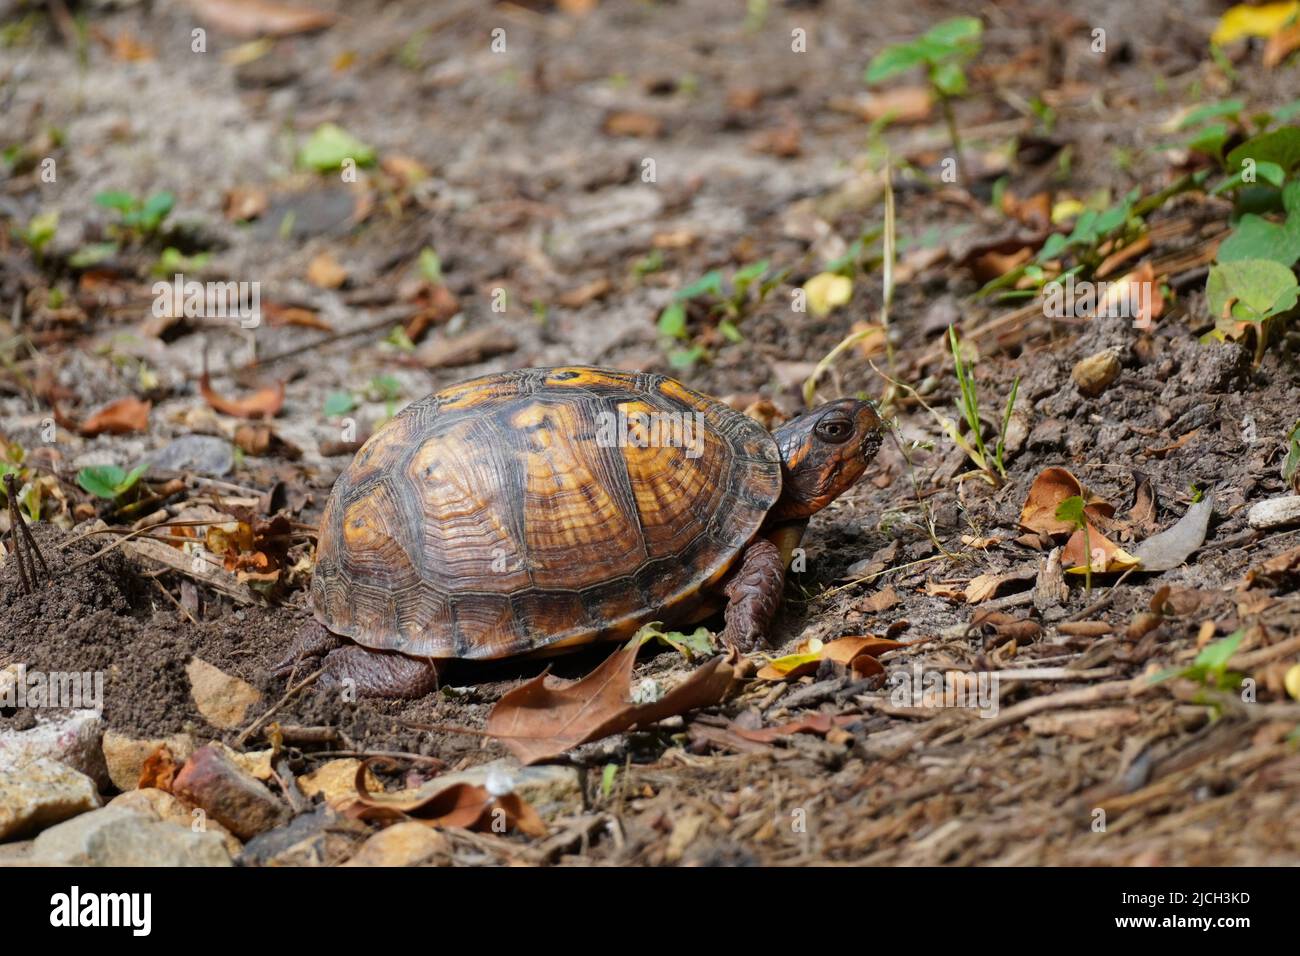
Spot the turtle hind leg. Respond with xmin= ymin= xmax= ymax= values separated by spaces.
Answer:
xmin=718 ymin=537 xmax=786 ymax=652
xmin=271 ymin=620 xmax=345 ymax=677
xmin=318 ymin=645 xmax=443 ymax=699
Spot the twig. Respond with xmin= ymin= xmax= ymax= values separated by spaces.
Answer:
xmin=236 ymin=667 xmax=324 ymax=747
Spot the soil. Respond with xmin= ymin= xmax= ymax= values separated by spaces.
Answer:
xmin=2 ymin=0 xmax=1300 ymax=865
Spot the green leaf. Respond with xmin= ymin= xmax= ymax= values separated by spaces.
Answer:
xmin=930 ymin=60 xmax=967 ymax=97
xmin=68 ymin=242 xmax=119 ymax=269
xmin=657 ymin=302 xmax=687 ymax=339
xmin=1054 ymin=495 xmax=1086 ymax=529
xmin=298 ymin=123 xmax=377 ymax=172
xmin=418 ymin=247 xmax=442 ymax=283
xmin=94 ymin=190 xmax=137 ymax=212
xmin=1226 ymin=127 xmax=1300 ymax=175
xmin=1283 ymin=420 xmax=1300 ymax=488
xmin=865 ymin=43 xmax=930 ymax=83
xmin=118 ymin=464 xmax=147 ymax=493
xmin=718 ymin=318 xmax=743 ymax=342
xmin=23 ymin=210 xmax=58 ymax=251
xmin=1216 ymin=214 xmax=1300 ymax=266
xmin=77 ymin=465 xmax=127 ymax=499
xmin=1177 ymin=99 xmax=1244 ymax=130
xmin=139 ymin=192 xmax=174 ymax=229
xmin=324 ymin=391 xmax=355 ymax=417
xmin=1206 ymin=259 xmax=1300 ymax=323
xmin=668 ymin=345 xmax=706 ymax=368
xmin=674 ymin=270 xmax=725 ymax=302
xmin=923 ymin=16 xmax=982 ymax=48
xmin=600 ymin=764 xmax=618 ymax=798
xmin=1194 ymin=629 xmax=1244 ymax=672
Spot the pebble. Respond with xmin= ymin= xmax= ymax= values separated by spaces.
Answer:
xmin=171 ymin=744 xmax=289 ymax=841
xmin=0 ymin=757 xmax=101 ymax=840
xmin=102 ymin=730 xmax=197 ymax=792
xmin=342 ymin=822 xmax=451 ymax=867
xmin=1247 ymin=495 xmax=1300 ymax=530
xmin=29 ymin=805 xmax=232 ymax=867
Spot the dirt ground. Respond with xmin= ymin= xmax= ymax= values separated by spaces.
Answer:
xmin=2 ymin=0 xmax=1300 ymax=865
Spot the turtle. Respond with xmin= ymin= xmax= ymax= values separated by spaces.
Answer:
xmin=275 ymin=366 xmax=883 ymax=698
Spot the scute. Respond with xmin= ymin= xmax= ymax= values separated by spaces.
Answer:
xmin=311 ymin=367 xmax=782 ymax=659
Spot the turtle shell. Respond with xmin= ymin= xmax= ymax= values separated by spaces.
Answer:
xmin=311 ymin=366 xmax=782 ymax=660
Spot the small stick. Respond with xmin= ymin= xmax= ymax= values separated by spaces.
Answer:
xmin=235 ymin=667 xmax=323 ymax=747
xmin=4 ymin=474 xmax=48 ymax=592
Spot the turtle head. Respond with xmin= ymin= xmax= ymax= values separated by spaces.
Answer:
xmin=768 ymin=398 xmax=883 ymax=522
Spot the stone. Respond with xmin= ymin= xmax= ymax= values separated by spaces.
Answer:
xmin=29 ymin=805 xmax=232 ymax=866
xmin=342 ymin=822 xmax=451 ymax=867
xmin=298 ymin=759 xmax=381 ymax=807
xmin=102 ymin=730 xmax=197 ymax=792
xmin=1071 ymin=349 xmax=1121 ymax=397
xmin=109 ymin=788 xmax=242 ymax=856
xmin=0 ymin=708 xmax=108 ymax=787
xmin=1247 ymin=495 xmax=1300 ymax=530
xmin=0 ymin=757 xmax=101 ymax=840
xmin=186 ymin=657 xmax=262 ymax=730
xmin=171 ymin=744 xmax=289 ymax=840
xmin=146 ymin=434 xmax=234 ymax=478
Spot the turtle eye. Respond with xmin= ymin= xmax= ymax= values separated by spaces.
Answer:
xmin=815 ymin=416 xmax=854 ymax=443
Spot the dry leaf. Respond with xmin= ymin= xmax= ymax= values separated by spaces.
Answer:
xmin=199 ymin=373 xmax=284 ymax=419
xmin=186 ymin=0 xmax=337 ymax=38
xmin=602 ymin=110 xmax=663 ymax=138
xmin=264 ymin=302 xmax=332 ymax=331
xmin=79 ymin=397 xmax=151 ymax=437
xmin=486 ymin=641 xmax=742 ymax=764
xmin=1062 ymin=524 xmax=1141 ymax=574
xmin=306 ymin=251 xmax=347 ymax=289
xmin=1019 ymin=467 xmax=1113 ymax=535
xmin=349 ymin=770 xmax=547 ymax=837
xmin=727 ymin=713 xmax=859 ymax=743
xmin=224 ymin=185 xmax=268 ymax=221
xmin=856 ymin=86 xmax=933 ymax=123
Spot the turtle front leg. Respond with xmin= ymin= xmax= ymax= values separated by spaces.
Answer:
xmin=317 ymin=646 xmax=443 ymax=699
xmin=271 ymin=620 xmax=345 ymax=677
xmin=719 ymin=537 xmax=786 ymax=652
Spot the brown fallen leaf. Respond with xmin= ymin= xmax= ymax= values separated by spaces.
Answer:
xmin=1000 ymin=190 xmax=1051 ymax=231
xmin=79 ymin=397 xmax=152 ymax=437
xmin=224 ymin=185 xmax=268 ymax=221
xmin=727 ymin=713 xmax=859 ymax=743
xmin=306 ymin=251 xmax=347 ymax=289
xmin=263 ymin=302 xmax=332 ymax=332
xmin=755 ymin=635 xmax=901 ymax=681
xmin=1264 ymin=23 xmax=1300 ymax=68
xmin=854 ymin=86 xmax=933 ymax=124
xmin=601 ymin=110 xmax=663 ymax=138
xmin=1019 ymin=467 xmax=1113 ymax=535
xmin=557 ymin=278 xmax=612 ymax=308
xmin=1061 ymin=523 xmax=1140 ymax=573
xmin=233 ymin=424 xmax=302 ymax=459
xmin=415 ymin=326 xmax=516 ymax=370
xmin=485 ymin=641 xmax=742 ymax=764
xmin=349 ymin=770 xmax=547 ymax=837
xmin=858 ymin=585 xmax=899 ymax=613
xmin=199 ymin=373 xmax=284 ymax=419
xmin=186 ymin=0 xmax=338 ymax=38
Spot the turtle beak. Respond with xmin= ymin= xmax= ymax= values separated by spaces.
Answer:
xmin=854 ymin=400 xmax=884 ymax=460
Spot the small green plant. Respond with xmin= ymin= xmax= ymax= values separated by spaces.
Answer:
xmin=77 ymin=463 xmax=147 ymax=500
xmin=948 ymin=326 xmax=1019 ymax=483
xmin=657 ymin=260 xmax=785 ymax=367
xmin=600 ymin=763 xmax=619 ymax=799
xmin=865 ymin=17 xmax=983 ymax=181
xmin=1203 ymin=257 xmax=1299 ymax=362
xmin=297 ymin=123 xmax=376 ymax=172
xmin=368 ymin=374 xmax=403 ymax=420
xmin=323 ymin=391 xmax=356 ymax=417
xmin=1055 ymin=494 xmax=1093 ymax=597
xmin=16 ymin=210 xmax=58 ymax=258
xmin=1283 ymin=421 xmax=1300 ymax=493
xmin=150 ymin=247 xmax=211 ymax=277
xmin=634 ymin=621 xmax=715 ymax=660
xmin=1152 ymin=629 xmax=1245 ymax=699
xmin=94 ymin=190 xmax=174 ymax=239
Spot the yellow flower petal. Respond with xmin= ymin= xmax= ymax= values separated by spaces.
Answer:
xmin=1211 ymin=1 xmax=1299 ymax=45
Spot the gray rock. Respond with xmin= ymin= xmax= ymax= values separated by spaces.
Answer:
xmin=30 ymin=805 xmax=233 ymax=867
xmin=146 ymin=434 xmax=234 ymax=478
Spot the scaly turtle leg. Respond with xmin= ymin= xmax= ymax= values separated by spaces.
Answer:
xmin=718 ymin=537 xmax=787 ymax=651
xmin=317 ymin=645 xmax=443 ymax=699
xmin=273 ymin=622 xmax=442 ymax=698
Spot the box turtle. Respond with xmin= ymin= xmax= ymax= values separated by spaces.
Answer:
xmin=276 ymin=366 xmax=883 ymax=697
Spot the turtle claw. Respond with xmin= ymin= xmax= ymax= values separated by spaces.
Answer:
xmin=316 ymin=645 xmax=443 ymax=700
